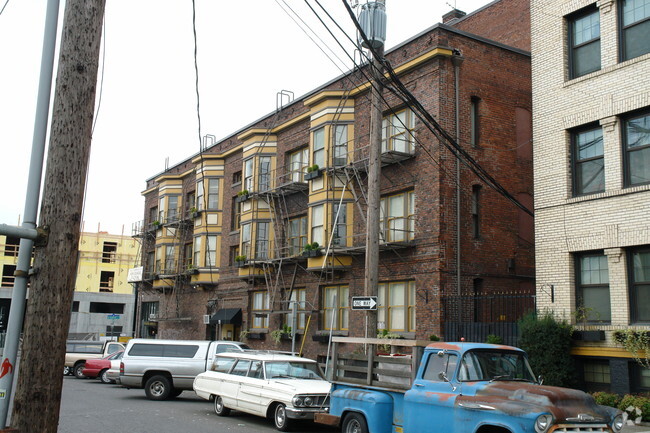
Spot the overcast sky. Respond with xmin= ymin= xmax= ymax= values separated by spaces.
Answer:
xmin=0 ymin=0 xmax=492 ymax=235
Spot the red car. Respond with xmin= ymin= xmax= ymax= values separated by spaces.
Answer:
xmin=81 ymin=350 xmax=124 ymax=383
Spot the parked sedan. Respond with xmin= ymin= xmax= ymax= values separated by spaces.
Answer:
xmin=193 ymin=352 xmax=331 ymax=431
xmin=82 ymin=351 xmax=124 ymax=384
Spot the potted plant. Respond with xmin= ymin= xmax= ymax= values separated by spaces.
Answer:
xmin=185 ymin=264 xmax=198 ymax=275
xmin=150 ymin=220 xmax=161 ymax=230
xmin=304 ymin=164 xmax=322 ymax=180
xmin=236 ymin=190 xmax=249 ymax=202
xmin=189 ymin=206 xmax=200 ymax=218
xmin=307 ymin=242 xmax=322 ymax=257
xmin=301 ymin=243 xmax=313 ymax=258
xmin=235 ymin=255 xmax=246 ymax=267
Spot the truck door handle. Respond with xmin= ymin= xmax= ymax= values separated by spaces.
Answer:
xmin=414 ymin=383 xmax=424 ymax=387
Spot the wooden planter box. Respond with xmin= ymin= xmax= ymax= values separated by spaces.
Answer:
xmin=573 ymin=330 xmax=606 ymax=341
xmin=302 ymin=250 xmax=323 ymax=258
xmin=235 ymin=261 xmax=247 ymax=268
xmin=247 ymin=332 xmax=265 ymax=340
xmin=235 ymin=194 xmax=249 ymax=203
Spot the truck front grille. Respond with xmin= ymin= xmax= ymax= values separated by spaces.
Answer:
xmin=552 ymin=424 xmax=611 ymax=432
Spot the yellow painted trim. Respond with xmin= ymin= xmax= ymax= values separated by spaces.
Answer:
xmin=237 ymin=128 xmax=273 ymax=142
xmin=570 ymin=346 xmax=640 ymax=358
xmin=304 ymin=91 xmax=350 ymax=107
xmin=272 ymin=112 xmax=311 ymax=133
xmin=141 ymin=186 xmax=158 ymax=196
xmin=154 ymin=168 xmax=194 ymax=183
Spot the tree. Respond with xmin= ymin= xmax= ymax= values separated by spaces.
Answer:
xmin=11 ymin=0 xmax=105 ymax=431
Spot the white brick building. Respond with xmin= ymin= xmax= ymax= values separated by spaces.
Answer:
xmin=532 ymin=0 xmax=650 ymax=393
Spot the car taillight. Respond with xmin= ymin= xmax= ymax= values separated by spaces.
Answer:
xmin=120 ymin=362 xmax=124 ymax=374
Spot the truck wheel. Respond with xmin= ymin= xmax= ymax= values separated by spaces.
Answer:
xmin=73 ymin=363 xmax=86 ymax=379
xmin=63 ymin=366 xmax=71 ymax=376
xmin=274 ymin=403 xmax=291 ymax=431
xmin=214 ymin=396 xmax=230 ymax=416
xmin=342 ymin=412 xmax=368 ymax=433
xmin=144 ymin=375 xmax=171 ymax=400
xmin=169 ymin=388 xmax=183 ymax=398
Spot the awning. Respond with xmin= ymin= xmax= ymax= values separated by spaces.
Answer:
xmin=210 ymin=308 xmax=242 ymax=325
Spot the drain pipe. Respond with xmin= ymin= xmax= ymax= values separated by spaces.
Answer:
xmin=452 ymin=52 xmax=464 ymax=303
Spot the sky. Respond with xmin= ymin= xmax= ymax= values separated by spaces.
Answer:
xmin=0 ymin=0 xmax=492 ymax=236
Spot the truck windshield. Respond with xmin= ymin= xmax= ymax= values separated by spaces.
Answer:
xmin=265 ymin=362 xmax=325 ymax=380
xmin=458 ymin=349 xmax=536 ymax=382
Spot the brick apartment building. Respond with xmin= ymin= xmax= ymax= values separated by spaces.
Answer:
xmin=132 ymin=0 xmax=534 ymax=360
xmin=532 ymin=0 xmax=650 ymax=393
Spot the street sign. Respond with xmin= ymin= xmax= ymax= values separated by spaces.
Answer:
xmin=107 ymin=314 xmax=120 ymax=320
xmin=351 ymin=296 xmax=378 ymax=310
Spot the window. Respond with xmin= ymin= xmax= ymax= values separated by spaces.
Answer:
xmin=185 ymin=191 xmax=196 ymax=213
xmin=72 ymin=301 xmax=79 ymax=312
xmin=423 ymin=352 xmax=458 ymax=382
xmin=470 ymin=97 xmax=481 ymax=147
xmin=167 ymin=195 xmax=179 ymax=222
xmin=311 ymin=205 xmax=324 ymax=246
xmin=241 ymin=223 xmax=252 ymax=259
xmin=244 ymin=158 xmax=254 ymax=191
xmin=149 ymin=206 xmax=159 ymax=225
xmin=333 ymin=124 xmax=348 ymax=166
xmin=2 ymin=265 xmax=16 ymax=287
xmin=233 ymin=171 xmax=242 ymax=185
xmin=231 ymin=359 xmax=252 ymax=376
xmin=184 ymin=243 xmax=192 ymax=269
xmin=255 ymin=222 xmax=269 ymax=260
xmin=632 ymin=363 xmax=650 ymax=392
xmin=380 ymin=191 xmax=415 ymax=242
xmin=164 ymin=245 xmax=175 ymax=273
xmin=259 ymin=156 xmax=272 ymax=192
xmin=128 ymin=343 xmax=199 ymax=358
xmin=251 ymin=291 xmax=269 ymax=329
xmin=323 ymin=285 xmax=349 ymax=330
xmin=89 ymin=302 xmax=124 ymax=314
xmin=4 ymin=236 xmax=19 ymax=257
xmin=106 ymin=326 xmax=123 ymax=338
xmin=229 ymin=245 xmax=240 ymax=266
xmin=193 ymin=236 xmax=202 ymax=267
xmin=212 ymin=356 xmax=236 ymax=373
xmin=332 ymin=203 xmax=347 ymax=246
xmin=382 ymin=108 xmax=415 ymax=153
xmin=288 ymin=216 xmax=307 ymax=256
xmin=576 ymin=252 xmax=611 ymax=323
xmin=207 ymin=178 xmax=219 ymax=209
xmin=285 ymin=288 xmax=307 ymax=330
xmin=313 ymin=127 xmax=325 ymax=169
xmin=378 ymin=281 xmax=416 ymax=332
xmin=231 ymin=197 xmax=241 ymax=231
xmin=146 ymin=251 xmax=154 ymax=276
xmin=620 ymin=0 xmax=650 ymax=60
xmin=583 ymin=359 xmax=611 ymax=392
xmin=569 ymin=6 xmax=601 ymax=78
xmin=197 ymin=180 xmax=205 ymax=210
xmin=99 ymin=271 xmax=114 ymax=292
xmin=205 ymin=236 xmax=217 ymax=267
xmin=155 ymin=245 xmax=162 ymax=273
xmin=623 ymin=110 xmax=650 ymax=186
xmin=572 ymin=125 xmax=605 ymax=195
xmin=289 ymin=147 xmax=309 ymax=182
xmin=471 ymin=185 xmax=481 ymax=239
xmin=629 ymin=247 xmax=650 ymax=322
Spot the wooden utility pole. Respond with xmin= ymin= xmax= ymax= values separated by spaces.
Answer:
xmin=11 ymin=0 xmax=105 ymax=431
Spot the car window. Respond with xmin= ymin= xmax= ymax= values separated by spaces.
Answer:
xmin=248 ymin=361 xmax=264 ymax=379
xmin=212 ymin=357 xmax=236 ymax=373
xmin=265 ymin=362 xmax=324 ymax=379
xmin=128 ymin=344 xmax=199 ymax=358
xmin=106 ymin=343 xmax=122 ymax=354
xmin=109 ymin=351 xmax=123 ymax=360
xmin=230 ymin=359 xmax=251 ymax=376
xmin=422 ymin=352 xmax=458 ymax=382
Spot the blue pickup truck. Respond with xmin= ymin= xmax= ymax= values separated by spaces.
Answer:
xmin=316 ymin=338 xmax=624 ymax=433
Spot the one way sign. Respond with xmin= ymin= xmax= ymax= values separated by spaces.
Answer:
xmin=351 ymin=296 xmax=378 ymax=310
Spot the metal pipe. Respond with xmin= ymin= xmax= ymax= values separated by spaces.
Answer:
xmin=0 ymin=225 xmax=39 ymax=241
xmin=0 ymin=0 xmax=61 ymax=426
xmin=452 ymin=54 xmax=464 ymax=301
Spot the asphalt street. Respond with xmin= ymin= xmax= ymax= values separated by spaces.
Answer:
xmin=58 ymin=375 xmax=338 ymax=433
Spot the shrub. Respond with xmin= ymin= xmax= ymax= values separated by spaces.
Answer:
xmin=618 ymin=394 xmax=650 ymax=422
xmin=429 ymin=334 xmax=440 ymax=341
xmin=592 ymin=392 xmax=622 ymax=408
xmin=517 ymin=311 xmax=575 ymax=387
xmin=486 ymin=334 xmax=503 ymax=344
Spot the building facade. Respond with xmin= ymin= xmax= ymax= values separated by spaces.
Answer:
xmin=532 ymin=0 xmax=650 ymax=393
xmin=0 ymin=231 xmax=137 ymax=339
xmin=132 ymin=0 xmax=534 ymax=360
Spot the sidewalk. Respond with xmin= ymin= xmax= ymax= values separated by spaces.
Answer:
xmin=624 ymin=424 xmax=650 ymax=433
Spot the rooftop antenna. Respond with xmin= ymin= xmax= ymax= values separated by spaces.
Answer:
xmin=446 ymin=1 xmax=457 ymax=9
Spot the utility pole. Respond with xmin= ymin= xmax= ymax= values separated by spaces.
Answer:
xmin=10 ymin=0 xmax=105 ymax=431
xmin=360 ymin=0 xmax=386 ymax=340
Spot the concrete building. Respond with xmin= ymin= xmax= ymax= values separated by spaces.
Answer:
xmin=132 ymin=0 xmax=534 ymax=360
xmin=0 ymin=231 xmax=138 ymax=339
xmin=532 ymin=0 xmax=650 ymax=393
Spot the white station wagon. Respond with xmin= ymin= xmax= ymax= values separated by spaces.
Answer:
xmin=193 ymin=351 xmax=331 ymax=431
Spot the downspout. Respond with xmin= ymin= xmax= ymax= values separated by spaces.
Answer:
xmin=452 ymin=52 xmax=464 ymax=300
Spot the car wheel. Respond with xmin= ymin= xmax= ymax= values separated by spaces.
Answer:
xmin=273 ymin=403 xmax=291 ymax=432
xmin=144 ymin=375 xmax=171 ymax=400
xmin=213 ymin=395 xmax=230 ymax=416
xmin=63 ymin=366 xmax=71 ymax=376
xmin=342 ymin=412 xmax=368 ymax=433
xmin=169 ymin=388 xmax=183 ymax=398
xmin=73 ymin=363 xmax=85 ymax=379
xmin=99 ymin=369 xmax=111 ymax=384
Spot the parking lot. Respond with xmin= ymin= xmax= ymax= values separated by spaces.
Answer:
xmin=58 ymin=375 xmax=338 ymax=433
